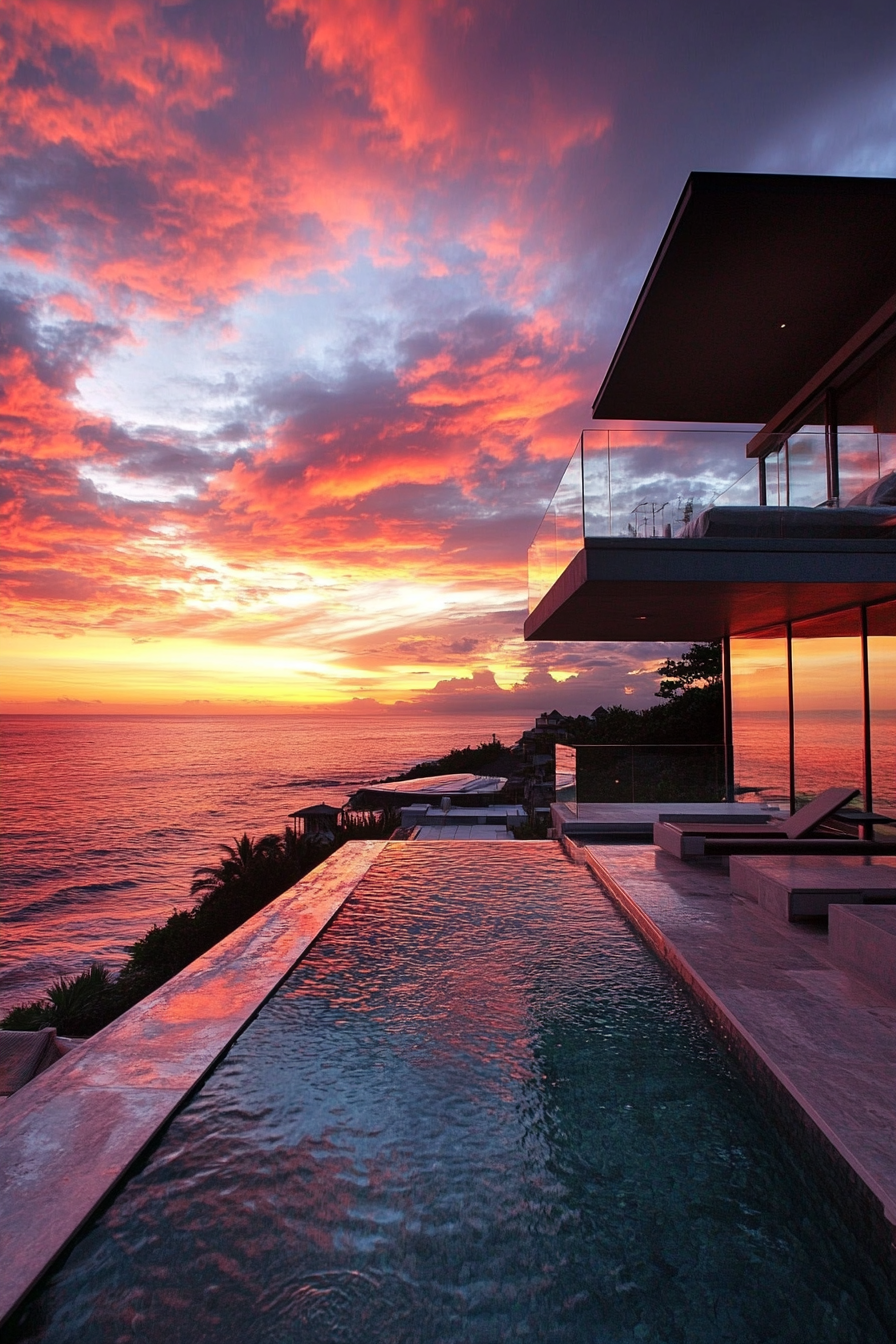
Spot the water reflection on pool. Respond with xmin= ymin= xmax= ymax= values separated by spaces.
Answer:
xmin=7 ymin=843 xmax=896 ymax=1343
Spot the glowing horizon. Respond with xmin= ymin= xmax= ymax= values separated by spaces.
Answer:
xmin=2 ymin=1 xmax=894 ymax=716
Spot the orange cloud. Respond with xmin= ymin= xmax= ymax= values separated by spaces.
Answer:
xmin=0 ymin=0 xmax=621 ymax=708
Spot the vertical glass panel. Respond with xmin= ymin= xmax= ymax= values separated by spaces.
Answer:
xmin=709 ymin=459 xmax=760 ymax=507
xmin=867 ymin=600 xmax=896 ymax=816
xmin=837 ymin=430 xmax=881 ymax=503
xmin=786 ymin=428 xmax=828 ymax=507
xmin=836 ymin=340 xmax=896 ymax=501
xmin=527 ymin=442 xmax=583 ymax=612
xmin=583 ymin=424 xmax=762 ymax=537
xmin=880 ymin=434 xmax=896 ymax=480
xmin=553 ymin=446 xmax=584 ymax=578
xmin=763 ymin=448 xmax=787 ymax=507
xmin=730 ymin=630 xmax=790 ymax=808
xmin=581 ymin=428 xmax=611 ymax=537
xmin=631 ymin=745 xmax=725 ymax=802
xmin=554 ymin=744 xmax=577 ymax=805
xmin=791 ymin=610 xmax=864 ymax=807
xmin=571 ymin=744 xmax=725 ymax=803
xmin=527 ymin=502 xmax=557 ymax=614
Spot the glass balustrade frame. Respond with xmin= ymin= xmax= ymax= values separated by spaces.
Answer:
xmin=528 ymin=423 xmax=890 ymax=614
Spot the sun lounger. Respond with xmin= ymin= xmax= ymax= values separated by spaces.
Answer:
xmin=654 ymin=787 xmax=861 ymax=859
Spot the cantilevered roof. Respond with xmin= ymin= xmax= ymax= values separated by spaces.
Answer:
xmin=592 ymin=173 xmax=896 ymax=425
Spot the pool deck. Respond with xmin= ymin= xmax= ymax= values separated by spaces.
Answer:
xmin=580 ymin=843 xmax=896 ymax=1264
xmin=550 ymin=800 xmax=784 ymax=842
xmin=0 ymin=841 xmax=387 ymax=1329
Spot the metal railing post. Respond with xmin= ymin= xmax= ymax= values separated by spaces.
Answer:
xmin=722 ymin=635 xmax=735 ymax=803
xmin=786 ymin=623 xmax=796 ymax=814
xmin=861 ymin=605 xmax=874 ymax=839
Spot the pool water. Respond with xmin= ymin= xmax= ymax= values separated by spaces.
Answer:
xmin=6 ymin=843 xmax=896 ymax=1343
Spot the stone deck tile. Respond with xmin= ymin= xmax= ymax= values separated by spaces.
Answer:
xmin=0 ymin=840 xmax=387 ymax=1329
xmin=582 ymin=844 xmax=896 ymax=1249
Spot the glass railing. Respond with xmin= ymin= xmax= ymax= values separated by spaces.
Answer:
xmin=528 ymin=423 xmax=892 ymax=612
xmin=529 ymin=424 xmax=763 ymax=610
xmin=527 ymin=446 xmax=584 ymax=615
xmin=570 ymin=743 xmax=727 ymax=804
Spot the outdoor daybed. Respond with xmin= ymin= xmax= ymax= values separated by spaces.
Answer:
xmin=653 ymin=787 xmax=896 ymax=859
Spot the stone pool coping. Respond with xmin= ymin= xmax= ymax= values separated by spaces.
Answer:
xmin=0 ymin=840 xmax=387 ymax=1329
xmin=580 ymin=843 xmax=896 ymax=1268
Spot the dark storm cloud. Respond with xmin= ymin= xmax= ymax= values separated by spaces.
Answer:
xmin=0 ymin=287 xmax=121 ymax=391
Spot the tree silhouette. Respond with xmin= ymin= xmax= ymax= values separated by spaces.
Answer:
xmin=655 ymin=642 xmax=722 ymax=700
xmin=189 ymin=832 xmax=285 ymax=904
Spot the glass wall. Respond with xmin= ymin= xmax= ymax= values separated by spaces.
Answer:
xmin=837 ymin=430 xmax=886 ymax=503
xmin=554 ymin=744 xmax=577 ymax=804
xmin=791 ymin=610 xmax=864 ymax=809
xmin=867 ymin=599 xmax=896 ymax=815
xmin=571 ymin=744 xmax=725 ymax=804
xmin=730 ymin=629 xmax=790 ymax=807
xmin=731 ymin=603 xmax=894 ymax=816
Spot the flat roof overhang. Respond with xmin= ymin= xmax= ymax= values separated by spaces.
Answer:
xmin=592 ymin=173 xmax=896 ymax=425
xmin=524 ymin=539 xmax=896 ymax=642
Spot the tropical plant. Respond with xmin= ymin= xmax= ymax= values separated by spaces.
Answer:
xmin=1 ymin=826 xmax=338 ymax=1038
xmin=0 ymin=962 xmax=114 ymax=1036
xmin=189 ymin=831 xmax=285 ymax=902
xmin=338 ymin=808 xmax=401 ymax=838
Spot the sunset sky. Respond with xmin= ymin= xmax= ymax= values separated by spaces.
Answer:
xmin=2 ymin=0 xmax=895 ymax=714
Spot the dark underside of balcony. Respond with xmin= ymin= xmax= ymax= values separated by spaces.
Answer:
xmin=524 ymin=537 xmax=896 ymax=642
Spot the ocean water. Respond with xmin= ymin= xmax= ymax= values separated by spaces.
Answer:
xmin=9 ymin=844 xmax=896 ymax=1342
xmin=0 ymin=714 xmax=531 ymax=1013
xmin=5 ymin=710 xmax=893 ymax=1017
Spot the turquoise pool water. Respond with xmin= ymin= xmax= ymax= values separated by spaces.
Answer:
xmin=6 ymin=843 xmax=896 ymax=1342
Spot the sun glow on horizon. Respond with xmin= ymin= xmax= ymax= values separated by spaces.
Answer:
xmin=3 ymin=1 xmax=888 ymax=715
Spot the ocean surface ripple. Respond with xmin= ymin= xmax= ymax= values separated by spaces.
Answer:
xmin=0 ymin=713 xmax=530 ymax=1011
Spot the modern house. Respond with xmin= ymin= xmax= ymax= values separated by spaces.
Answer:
xmin=526 ymin=173 xmax=896 ymax=817
xmin=5 ymin=175 xmax=896 ymax=1333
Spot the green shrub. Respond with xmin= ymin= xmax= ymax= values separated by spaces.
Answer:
xmin=396 ymin=739 xmax=506 ymax=780
xmin=1 ymin=827 xmax=336 ymax=1038
xmin=1 ymin=962 xmax=116 ymax=1037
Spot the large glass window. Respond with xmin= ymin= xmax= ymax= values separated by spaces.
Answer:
xmin=867 ymin=600 xmax=896 ymax=814
xmin=730 ymin=629 xmax=790 ymax=807
xmin=791 ymin=610 xmax=864 ymax=807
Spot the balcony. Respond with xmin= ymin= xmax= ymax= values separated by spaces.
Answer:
xmin=525 ymin=423 xmax=896 ymax=642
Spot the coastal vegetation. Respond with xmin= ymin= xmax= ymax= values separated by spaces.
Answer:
xmin=384 ymin=735 xmax=511 ymax=780
xmin=3 ymin=645 xmax=718 ymax=1038
xmin=2 ymin=813 xmax=396 ymax=1039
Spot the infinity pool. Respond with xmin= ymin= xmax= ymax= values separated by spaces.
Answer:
xmin=6 ymin=844 xmax=896 ymax=1342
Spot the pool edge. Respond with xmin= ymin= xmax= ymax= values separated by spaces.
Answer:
xmin=0 ymin=840 xmax=388 ymax=1330
xmin=581 ymin=844 xmax=896 ymax=1276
